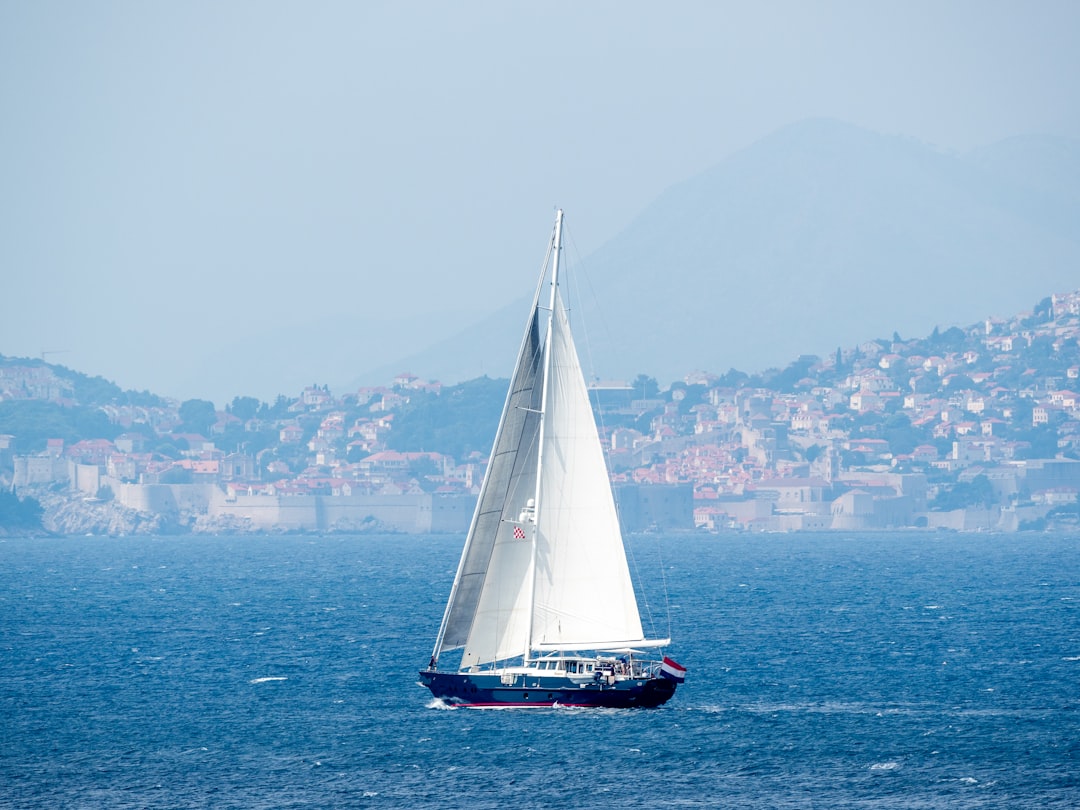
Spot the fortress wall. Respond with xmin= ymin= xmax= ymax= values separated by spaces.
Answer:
xmin=920 ymin=507 xmax=1001 ymax=531
xmin=322 ymin=494 xmax=425 ymax=532
xmin=321 ymin=493 xmax=476 ymax=533
xmin=208 ymin=492 xmax=477 ymax=533
xmin=71 ymin=463 xmax=101 ymax=495
xmin=428 ymin=493 xmax=477 ymax=533
xmin=13 ymin=455 xmax=66 ymax=487
xmin=117 ymin=482 xmax=214 ymax=514
xmin=210 ymin=493 xmax=318 ymax=530
xmin=110 ymin=485 xmax=475 ymax=533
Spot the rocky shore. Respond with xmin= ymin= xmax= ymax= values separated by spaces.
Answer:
xmin=26 ymin=487 xmax=256 ymax=536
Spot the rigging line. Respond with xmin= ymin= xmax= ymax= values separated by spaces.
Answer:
xmin=656 ymin=537 xmax=672 ymax=643
xmin=628 ymin=533 xmax=659 ymax=642
xmin=561 ymin=223 xmax=619 ymax=389
xmin=562 ymin=222 xmax=619 ymax=521
xmin=561 ymin=221 xmax=609 ymax=453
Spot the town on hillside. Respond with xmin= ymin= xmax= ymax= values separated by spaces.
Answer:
xmin=5 ymin=291 xmax=1080 ymax=534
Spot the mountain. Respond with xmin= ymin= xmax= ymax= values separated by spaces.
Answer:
xmin=357 ymin=119 xmax=1080 ymax=386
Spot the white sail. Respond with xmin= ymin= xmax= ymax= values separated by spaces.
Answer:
xmin=531 ymin=290 xmax=649 ymax=650
xmin=432 ymin=210 xmax=665 ymax=672
xmin=441 ymin=309 xmax=545 ymax=666
xmin=457 ymin=337 xmax=543 ymax=667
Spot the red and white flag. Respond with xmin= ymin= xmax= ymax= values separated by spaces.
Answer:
xmin=660 ymin=656 xmax=686 ymax=683
xmin=513 ymin=526 xmax=526 ymax=540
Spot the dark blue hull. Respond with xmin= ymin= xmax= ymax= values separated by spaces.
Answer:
xmin=419 ymin=669 xmax=677 ymax=708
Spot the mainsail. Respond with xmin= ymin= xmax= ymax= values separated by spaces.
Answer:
xmin=531 ymin=289 xmax=647 ymax=651
xmin=432 ymin=210 xmax=662 ymax=671
xmin=437 ymin=307 xmax=544 ymax=666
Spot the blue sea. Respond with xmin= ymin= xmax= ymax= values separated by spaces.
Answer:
xmin=1 ymin=532 xmax=1078 ymax=808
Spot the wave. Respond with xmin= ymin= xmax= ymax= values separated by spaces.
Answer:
xmin=869 ymin=761 xmax=901 ymax=771
xmin=249 ymin=676 xmax=288 ymax=684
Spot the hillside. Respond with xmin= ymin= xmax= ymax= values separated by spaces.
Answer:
xmin=361 ymin=119 xmax=1080 ymax=387
xmin=7 ymin=282 xmax=1080 ymax=534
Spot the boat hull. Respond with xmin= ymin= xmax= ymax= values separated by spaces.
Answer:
xmin=419 ymin=670 xmax=677 ymax=708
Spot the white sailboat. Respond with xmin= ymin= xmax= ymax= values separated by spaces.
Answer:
xmin=420 ymin=209 xmax=684 ymax=708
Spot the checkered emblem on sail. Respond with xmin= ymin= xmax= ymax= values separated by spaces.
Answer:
xmin=513 ymin=525 xmax=526 ymax=540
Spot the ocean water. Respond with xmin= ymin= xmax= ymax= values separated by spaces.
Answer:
xmin=1 ymin=532 xmax=1078 ymax=809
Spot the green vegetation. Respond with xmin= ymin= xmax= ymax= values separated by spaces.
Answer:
xmin=227 ymin=396 xmax=261 ymax=421
xmin=160 ymin=467 xmax=193 ymax=484
xmin=178 ymin=399 xmax=217 ymax=435
xmin=930 ymin=474 xmax=995 ymax=510
xmin=0 ymin=400 xmax=120 ymax=453
xmin=0 ymin=490 xmax=44 ymax=531
xmin=631 ymin=374 xmax=659 ymax=400
xmin=0 ymin=355 xmax=165 ymax=408
xmin=763 ymin=355 xmax=819 ymax=393
xmin=386 ymin=376 xmax=507 ymax=459
xmin=882 ymin=413 xmax=921 ymax=456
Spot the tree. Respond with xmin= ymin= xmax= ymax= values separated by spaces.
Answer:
xmin=912 ymin=372 xmax=941 ymax=394
xmin=0 ymin=490 xmax=44 ymax=531
xmin=1023 ymin=296 xmax=1054 ymax=327
xmin=228 ymin=396 xmax=261 ymax=421
xmin=408 ymin=455 xmax=442 ymax=480
xmin=675 ymin=384 xmax=707 ymax=413
xmin=386 ymin=377 xmax=507 ymax=460
xmin=948 ymin=373 xmax=977 ymax=391
xmin=716 ymin=368 xmax=750 ymax=389
xmin=632 ymin=374 xmax=659 ymax=400
xmin=179 ymin=399 xmax=217 ymax=435
xmin=258 ymin=395 xmax=292 ymax=420
xmin=940 ymin=326 xmax=968 ymax=350
xmin=0 ymin=400 xmax=119 ymax=453
xmin=154 ymin=441 xmax=181 ymax=459
xmin=160 ymin=466 xmax=193 ymax=484
xmin=1016 ymin=425 xmax=1060 ymax=459
xmin=764 ymin=357 xmax=816 ymax=393
xmin=883 ymin=412 xmax=921 ymax=456
xmin=930 ymin=474 xmax=996 ymax=510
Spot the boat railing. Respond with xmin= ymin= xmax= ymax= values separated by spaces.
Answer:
xmin=596 ymin=658 xmax=664 ymax=680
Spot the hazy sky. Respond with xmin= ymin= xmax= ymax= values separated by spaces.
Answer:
xmin=2 ymin=1 xmax=1078 ymax=405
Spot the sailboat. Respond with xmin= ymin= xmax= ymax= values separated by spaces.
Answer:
xmin=420 ymin=209 xmax=685 ymax=708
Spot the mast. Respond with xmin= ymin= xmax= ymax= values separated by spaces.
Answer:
xmin=524 ymin=208 xmax=563 ymax=662
xmin=547 ymin=209 xmax=564 ymax=317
